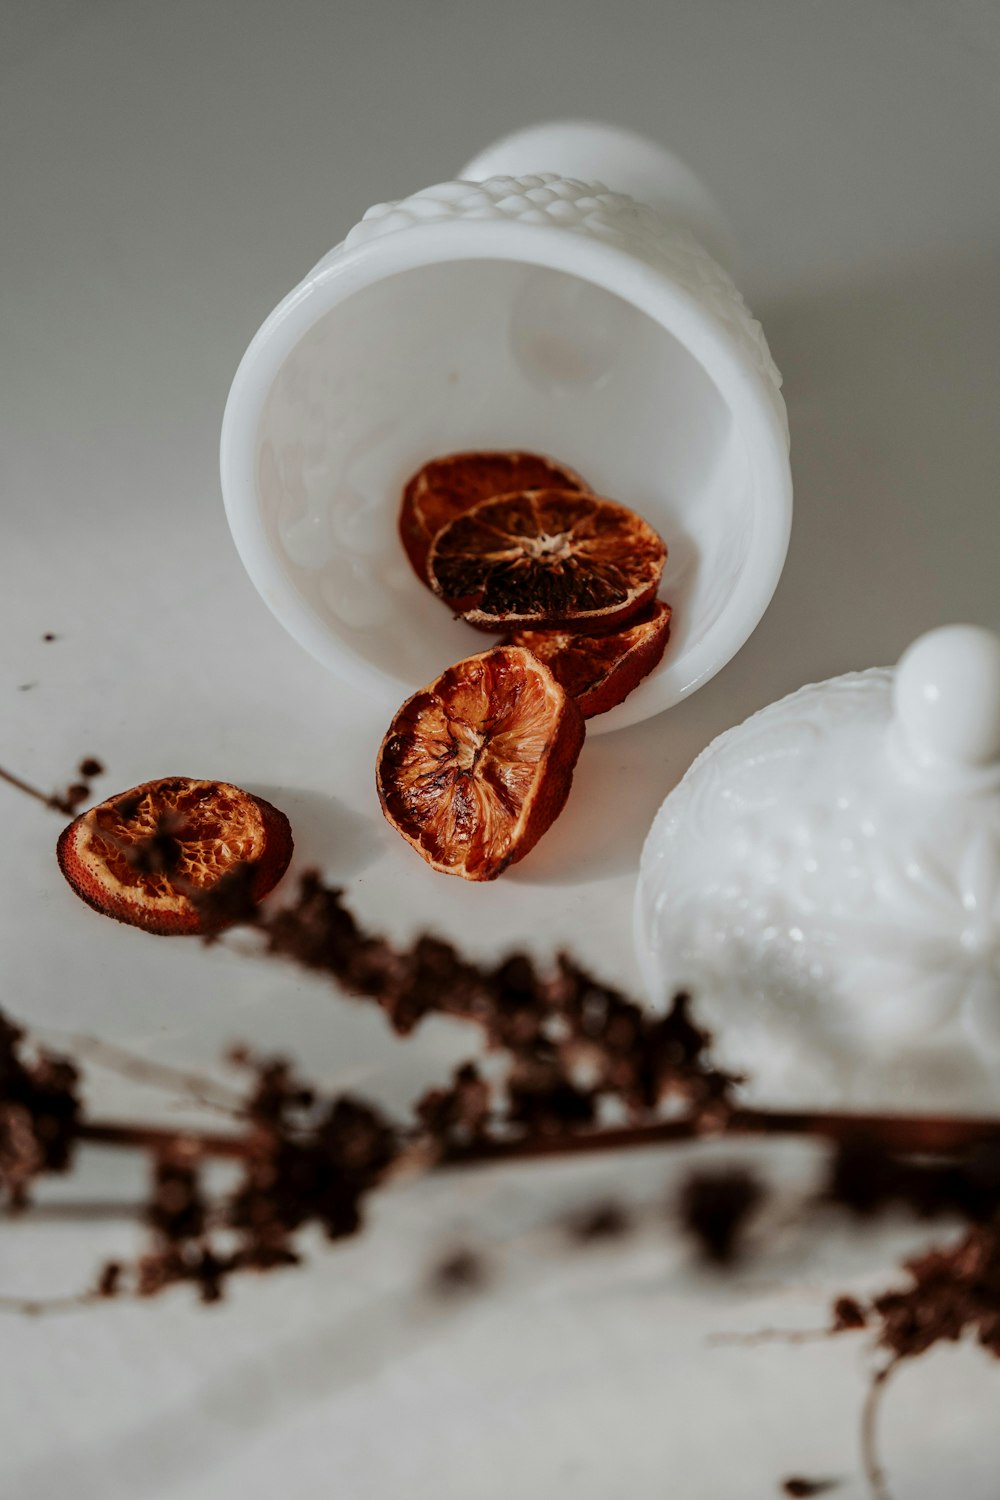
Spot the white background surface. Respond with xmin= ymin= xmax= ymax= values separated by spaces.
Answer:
xmin=2 ymin=2 xmax=1000 ymax=1496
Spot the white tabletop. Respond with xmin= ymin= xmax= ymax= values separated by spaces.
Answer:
xmin=2 ymin=3 xmax=1000 ymax=1496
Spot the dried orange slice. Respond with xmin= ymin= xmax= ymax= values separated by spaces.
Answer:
xmin=508 ymin=601 xmax=672 ymax=719
xmin=400 ymin=451 xmax=589 ymax=583
xmin=428 ymin=489 xmax=666 ymax=634
xmin=57 ymin=777 xmax=293 ymax=935
xmin=376 ymin=646 xmax=585 ymax=880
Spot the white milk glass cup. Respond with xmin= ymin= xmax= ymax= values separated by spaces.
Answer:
xmin=221 ymin=121 xmax=791 ymax=732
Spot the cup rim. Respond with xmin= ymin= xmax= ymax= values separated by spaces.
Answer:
xmin=220 ymin=218 xmax=792 ymax=732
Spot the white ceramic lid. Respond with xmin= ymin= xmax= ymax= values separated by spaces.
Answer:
xmin=634 ymin=625 xmax=1000 ymax=1108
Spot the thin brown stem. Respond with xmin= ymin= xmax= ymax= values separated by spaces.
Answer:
xmin=76 ymin=1105 xmax=1000 ymax=1170
xmin=0 ymin=1291 xmax=99 ymax=1317
xmin=78 ymin=1120 xmax=251 ymax=1159
xmin=0 ymin=764 xmax=71 ymax=814
xmin=439 ymin=1107 xmax=1000 ymax=1168
xmin=707 ymin=1326 xmax=834 ymax=1348
xmin=68 ymin=1034 xmax=245 ymax=1115
xmin=861 ymin=1361 xmax=897 ymax=1500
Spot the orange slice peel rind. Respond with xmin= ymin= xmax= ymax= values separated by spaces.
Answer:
xmin=427 ymin=488 xmax=666 ymax=634
xmin=506 ymin=601 xmax=672 ymax=719
xmin=376 ymin=646 xmax=585 ymax=880
xmin=400 ymin=451 xmax=590 ymax=585
xmin=57 ymin=777 xmax=293 ymax=935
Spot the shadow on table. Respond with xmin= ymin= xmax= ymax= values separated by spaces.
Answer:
xmin=246 ymin=784 xmax=388 ymax=884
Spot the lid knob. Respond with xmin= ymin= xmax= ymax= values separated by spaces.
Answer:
xmin=893 ymin=624 xmax=1000 ymax=770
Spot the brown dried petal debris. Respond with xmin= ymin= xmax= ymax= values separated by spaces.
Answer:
xmin=565 ymin=1200 xmax=633 ymax=1244
xmin=679 ymin=1167 xmax=764 ymax=1265
xmin=831 ymin=1295 xmax=869 ymax=1332
xmin=229 ymin=1092 xmax=399 ymax=1248
xmin=428 ymin=1247 xmax=491 ymax=1298
xmin=258 ymin=875 xmax=737 ymax=1134
xmin=101 ymin=1059 xmax=401 ymax=1303
xmin=827 ymin=1134 xmax=1000 ymax=1222
xmin=0 ymin=1013 xmax=80 ymax=1209
xmin=148 ymin=1155 xmax=207 ymax=1243
xmin=830 ymin=1214 xmax=1000 ymax=1371
xmin=781 ymin=1480 xmax=842 ymax=1497
xmin=416 ymin=1063 xmax=492 ymax=1145
xmin=871 ymin=1216 xmax=1000 ymax=1362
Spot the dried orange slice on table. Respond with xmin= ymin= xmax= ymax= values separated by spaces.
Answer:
xmin=507 ymin=600 xmax=672 ymax=719
xmin=400 ymin=451 xmax=590 ymax=584
xmin=428 ymin=489 xmax=666 ymax=633
xmin=376 ymin=646 xmax=585 ymax=880
xmin=57 ymin=777 xmax=293 ymax=935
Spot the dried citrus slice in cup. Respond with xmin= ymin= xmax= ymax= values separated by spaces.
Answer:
xmin=427 ymin=489 xmax=666 ymax=633
xmin=57 ymin=777 xmax=293 ymax=935
xmin=508 ymin=601 xmax=672 ymax=719
xmin=400 ymin=451 xmax=589 ymax=583
xmin=376 ymin=646 xmax=585 ymax=880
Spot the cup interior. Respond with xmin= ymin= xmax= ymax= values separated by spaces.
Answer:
xmin=255 ymin=257 xmax=757 ymax=730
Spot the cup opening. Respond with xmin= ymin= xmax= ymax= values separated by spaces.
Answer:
xmin=253 ymin=256 xmax=757 ymax=724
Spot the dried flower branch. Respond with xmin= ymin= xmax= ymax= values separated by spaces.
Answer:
xmin=4 ymin=757 xmax=1000 ymax=1497
xmin=0 ymin=757 xmax=104 ymax=817
xmin=5 ymin=833 xmax=1000 ymax=1321
xmin=428 ymin=1247 xmax=491 ymax=1298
